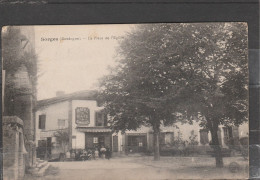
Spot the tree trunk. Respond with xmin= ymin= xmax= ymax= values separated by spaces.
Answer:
xmin=210 ymin=126 xmax=224 ymax=168
xmin=153 ymin=125 xmax=160 ymax=161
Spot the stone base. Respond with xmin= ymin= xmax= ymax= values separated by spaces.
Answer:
xmin=26 ymin=159 xmax=50 ymax=177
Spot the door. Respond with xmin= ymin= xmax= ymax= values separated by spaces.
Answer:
xmin=37 ymin=140 xmax=46 ymax=159
xmin=128 ymin=135 xmax=146 ymax=152
xmin=113 ymin=136 xmax=118 ymax=152
xmin=85 ymin=133 xmax=93 ymax=149
xmin=46 ymin=137 xmax=52 ymax=158
xmin=98 ymin=136 xmax=105 ymax=148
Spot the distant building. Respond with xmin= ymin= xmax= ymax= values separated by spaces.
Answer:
xmin=122 ymin=121 xmax=248 ymax=154
xmin=35 ymin=90 xmax=248 ymax=159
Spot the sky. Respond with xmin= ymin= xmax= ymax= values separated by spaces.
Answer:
xmin=34 ymin=24 xmax=134 ymax=100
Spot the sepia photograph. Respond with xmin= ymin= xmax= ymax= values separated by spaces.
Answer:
xmin=2 ymin=23 xmax=249 ymax=179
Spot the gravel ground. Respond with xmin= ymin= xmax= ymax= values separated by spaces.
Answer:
xmin=25 ymin=155 xmax=249 ymax=180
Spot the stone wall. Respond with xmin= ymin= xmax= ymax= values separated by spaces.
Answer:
xmin=3 ymin=116 xmax=27 ymax=180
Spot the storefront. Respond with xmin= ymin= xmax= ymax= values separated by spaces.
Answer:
xmin=76 ymin=127 xmax=112 ymax=150
xmin=125 ymin=133 xmax=147 ymax=153
xmin=85 ymin=132 xmax=112 ymax=149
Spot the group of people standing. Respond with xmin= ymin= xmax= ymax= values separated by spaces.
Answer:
xmin=71 ymin=146 xmax=111 ymax=161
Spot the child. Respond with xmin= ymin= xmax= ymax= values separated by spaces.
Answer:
xmin=100 ymin=146 xmax=106 ymax=159
xmin=94 ymin=148 xmax=99 ymax=160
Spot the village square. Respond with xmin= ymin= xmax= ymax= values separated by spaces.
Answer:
xmin=2 ymin=23 xmax=251 ymax=180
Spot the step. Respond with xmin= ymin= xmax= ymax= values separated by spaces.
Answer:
xmin=37 ymin=161 xmax=48 ymax=169
xmin=35 ymin=163 xmax=50 ymax=177
xmin=27 ymin=167 xmax=40 ymax=175
xmin=37 ymin=159 xmax=45 ymax=163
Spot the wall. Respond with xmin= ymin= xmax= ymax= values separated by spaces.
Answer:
xmin=118 ymin=121 xmax=248 ymax=152
xmin=123 ymin=122 xmax=204 ymax=146
xmin=35 ymin=101 xmax=69 ymax=146
xmin=118 ymin=121 xmax=213 ymax=152
xmin=238 ymin=122 xmax=249 ymax=138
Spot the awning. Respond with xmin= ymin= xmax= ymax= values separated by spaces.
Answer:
xmin=76 ymin=127 xmax=112 ymax=133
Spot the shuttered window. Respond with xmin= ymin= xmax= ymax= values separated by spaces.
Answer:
xmin=95 ymin=111 xmax=107 ymax=126
xmin=39 ymin=115 xmax=46 ymax=129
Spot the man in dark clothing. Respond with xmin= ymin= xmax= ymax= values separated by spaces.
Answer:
xmin=105 ymin=147 xmax=111 ymax=160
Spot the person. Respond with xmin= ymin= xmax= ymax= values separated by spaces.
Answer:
xmin=87 ymin=149 xmax=92 ymax=160
xmin=100 ymin=146 xmax=106 ymax=159
xmin=94 ymin=148 xmax=99 ymax=160
xmin=80 ymin=149 xmax=87 ymax=161
xmin=105 ymin=147 xmax=111 ymax=160
xmin=71 ymin=150 xmax=75 ymax=160
xmin=75 ymin=150 xmax=80 ymax=161
xmin=66 ymin=150 xmax=71 ymax=159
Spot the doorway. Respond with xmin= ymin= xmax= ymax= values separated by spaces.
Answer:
xmin=127 ymin=135 xmax=146 ymax=153
xmin=98 ymin=136 xmax=105 ymax=148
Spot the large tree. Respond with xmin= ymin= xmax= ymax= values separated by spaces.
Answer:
xmin=99 ymin=23 xmax=248 ymax=164
xmin=99 ymin=24 xmax=186 ymax=160
xmin=169 ymin=23 xmax=248 ymax=167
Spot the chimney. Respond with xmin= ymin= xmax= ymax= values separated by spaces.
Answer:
xmin=56 ymin=91 xmax=65 ymax=97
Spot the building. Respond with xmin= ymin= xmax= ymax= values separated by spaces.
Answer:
xmin=35 ymin=90 xmax=248 ymax=158
xmin=121 ymin=121 xmax=248 ymax=154
xmin=35 ymin=91 xmax=112 ymax=159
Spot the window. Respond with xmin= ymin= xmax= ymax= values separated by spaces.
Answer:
xmin=223 ymin=127 xmax=233 ymax=145
xmin=95 ymin=111 xmax=107 ymax=126
xmin=160 ymin=132 xmax=166 ymax=145
xmin=93 ymin=137 xmax=98 ymax=143
xmin=58 ymin=119 xmax=66 ymax=128
xmin=39 ymin=115 xmax=46 ymax=129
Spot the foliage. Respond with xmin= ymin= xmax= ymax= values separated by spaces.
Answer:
xmin=188 ymin=133 xmax=199 ymax=146
xmin=2 ymin=27 xmax=38 ymax=77
xmin=172 ymin=131 xmax=187 ymax=148
xmin=170 ymin=23 xmax=248 ymax=167
xmin=99 ymin=23 xmax=248 ymax=164
xmin=2 ymin=26 xmax=38 ymax=116
xmin=53 ymin=129 xmax=69 ymax=153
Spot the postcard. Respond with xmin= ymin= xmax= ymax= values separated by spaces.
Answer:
xmin=2 ymin=23 xmax=249 ymax=179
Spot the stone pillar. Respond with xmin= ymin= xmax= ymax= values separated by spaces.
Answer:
xmin=121 ymin=133 xmax=126 ymax=153
xmin=208 ymin=131 xmax=212 ymax=142
xmin=197 ymin=130 xmax=201 ymax=146
xmin=13 ymin=94 xmax=34 ymax=168
xmin=219 ymin=127 xmax=227 ymax=148
xmin=3 ymin=116 xmax=27 ymax=180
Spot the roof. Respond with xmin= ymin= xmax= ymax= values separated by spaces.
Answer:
xmin=36 ymin=90 xmax=98 ymax=109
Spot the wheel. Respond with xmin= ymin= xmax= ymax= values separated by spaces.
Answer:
xmin=229 ymin=162 xmax=240 ymax=173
